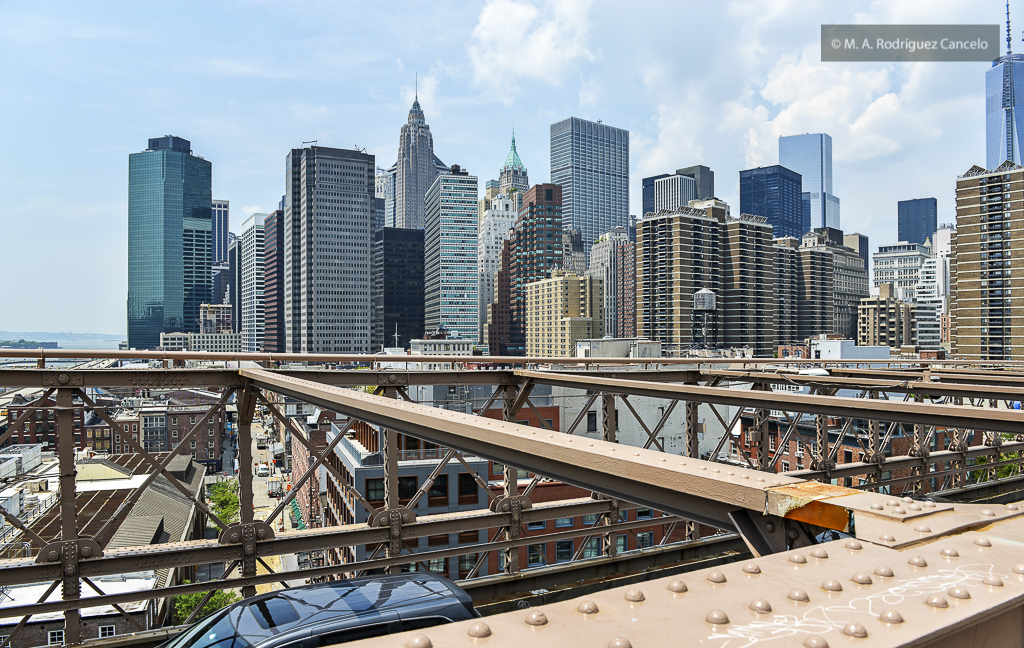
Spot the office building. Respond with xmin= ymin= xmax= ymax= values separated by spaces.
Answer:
xmin=160 ymin=331 xmax=242 ymax=353
xmin=394 ymin=97 xmax=447 ymax=229
xmin=424 ymin=165 xmax=478 ymax=341
xmin=797 ymin=243 xmax=834 ymax=342
xmin=739 ymin=165 xmax=804 ymax=238
xmin=284 ymin=145 xmax=375 ymax=353
xmin=653 ymin=174 xmax=697 ymax=213
xmin=128 ymin=135 xmax=212 ymax=350
xmin=844 ymin=232 xmax=869 ymax=270
xmin=212 ymin=199 xmax=230 ymax=265
xmin=477 ymin=194 xmax=519 ymax=342
xmin=858 ymin=284 xmax=915 ymax=350
xmin=643 ymin=166 xmax=715 ymax=218
xmin=898 ymin=198 xmax=938 ymax=246
xmin=498 ymin=132 xmax=529 ymax=197
xmin=263 ymin=210 xmax=285 ymax=353
xmin=773 ymin=238 xmax=800 ymax=345
xmin=952 ymin=164 xmax=1023 ymax=360
xmin=914 ymin=257 xmax=944 ymax=351
xmin=562 ymin=228 xmax=587 ymax=275
xmin=588 ymin=226 xmax=636 ymax=339
xmin=239 ymin=213 xmax=265 ymax=353
xmin=198 ymin=303 xmax=232 ymax=334
xmin=487 ymin=184 xmax=563 ymax=356
xmin=227 ymin=236 xmax=241 ymax=334
xmin=550 ymin=117 xmax=629 ymax=260
xmin=873 ymin=241 xmax=932 ymax=301
xmin=211 ymin=262 xmax=230 ymax=306
xmin=722 ymin=214 xmax=776 ymax=356
xmin=779 ymin=133 xmax=840 ymax=230
xmin=526 ymin=271 xmax=604 ymax=357
xmin=641 ymin=174 xmax=670 ymax=217
xmin=986 ymin=26 xmax=1024 ymax=170
xmin=374 ymin=167 xmax=389 ymax=232
xmin=678 ymin=165 xmax=715 ymax=201
xmin=801 ymin=228 xmax=869 ymax=340
xmin=373 ymin=228 xmax=425 ymax=350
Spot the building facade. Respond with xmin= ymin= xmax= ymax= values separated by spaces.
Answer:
xmin=212 ymin=199 xmax=229 ymax=265
xmin=498 ymin=133 xmax=529 ymax=196
xmin=424 ymin=166 xmax=479 ymax=340
xmin=774 ymin=238 xmax=800 ymax=345
xmin=588 ymin=226 xmax=636 ymax=339
xmin=898 ymin=197 xmax=938 ymax=246
xmin=653 ymin=174 xmax=697 ymax=213
xmin=394 ymin=98 xmax=447 ymax=229
xmin=239 ymin=213 xmax=265 ymax=353
xmin=373 ymin=228 xmax=425 ymax=350
xmin=263 ymin=209 xmax=285 ymax=353
xmin=801 ymin=228 xmax=869 ymax=340
xmin=284 ymin=145 xmax=375 ymax=353
xmin=779 ymin=133 xmax=840 ymax=230
xmin=526 ymin=271 xmax=604 ymax=357
xmin=739 ymin=165 xmax=804 ymax=239
xmin=858 ymin=284 xmax=915 ymax=350
xmin=722 ymin=214 xmax=777 ymax=356
xmin=550 ymin=117 xmax=629 ymax=260
xmin=127 ymin=135 xmax=212 ymax=350
xmin=844 ymin=232 xmax=869 ymax=270
xmin=986 ymin=36 xmax=1024 ymax=170
xmin=477 ymin=194 xmax=519 ymax=343
xmin=873 ymin=241 xmax=932 ymax=301
xmin=227 ymin=235 xmax=241 ymax=334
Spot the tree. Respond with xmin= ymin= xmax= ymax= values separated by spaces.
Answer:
xmin=173 ymin=582 xmax=240 ymax=624
xmin=208 ymin=479 xmax=240 ymax=524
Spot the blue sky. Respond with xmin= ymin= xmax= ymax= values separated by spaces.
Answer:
xmin=0 ymin=0 xmax=1001 ymax=334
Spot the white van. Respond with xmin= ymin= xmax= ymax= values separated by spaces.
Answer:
xmin=256 ymin=463 xmax=270 ymax=477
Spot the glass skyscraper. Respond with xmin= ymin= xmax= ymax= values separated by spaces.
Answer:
xmin=424 ymin=165 xmax=478 ymax=341
xmin=212 ymin=199 xmax=229 ymax=264
xmin=986 ymin=47 xmax=1024 ymax=170
xmin=897 ymin=197 xmax=938 ymax=246
xmin=641 ymin=174 xmax=670 ymax=217
xmin=550 ymin=117 xmax=629 ymax=260
xmin=128 ymin=136 xmax=212 ymax=350
xmin=739 ymin=165 xmax=803 ymax=239
xmin=779 ymin=133 xmax=839 ymax=231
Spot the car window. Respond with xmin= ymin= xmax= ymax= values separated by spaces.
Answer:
xmin=317 ymin=623 xmax=391 ymax=646
xmin=166 ymin=609 xmax=253 ymax=648
xmin=399 ymin=617 xmax=450 ymax=632
xmin=245 ymin=597 xmax=302 ymax=631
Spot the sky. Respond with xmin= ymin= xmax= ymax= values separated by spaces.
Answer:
xmin=0 ymin=0 xmax=1006 ymax=334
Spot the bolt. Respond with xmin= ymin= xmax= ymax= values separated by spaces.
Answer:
xmin=577 ymin=601 xmax=599 ymax=615
xmin=789 ymin=553 xmax=807 ymax=564
xmin=949 ymin=587 xmax=971 ymax=599
xmin=821 ymin=579 xmax=842 ymax=592
xmin=742 ymin=563 xmax=761 ymax=574
xmin=845 ymin=540 xmax=863 ymax=550
xmin=257 ymin=529 xmax=266 ymax=539
xmin=880 ymin=609 xmax=904 ymax=624
xmin=851 ymin=572 xmax=873 ymax=585
xmin=765 ymin=521 xmax=776 ymax=533
xmin=940 ymin=547 xmax=960 ymax=557
xmin=908 ymin=556 xmax=928 ymax=568
xmin=879 ymin=534 xmax=896 ymax=543
xmin=525 ymin=610 xmax=547 ymax=626
xmin=404 ymin=636 xmax=432 ymax=648
xmin=47 ymin=551 xmax=59 ymax=562
xmin=843 ymin=622 xmax=868 ymax=638
xmin=983 ymin=575 xmax=1005 ymax=587
xmin=229 ymin=533 xmax=240 ymax=543
xmin=926 ymin=595 xmax=949 ymax=608
xmin=803 ymin=637 xmax=829 ymax=648
xmin=466 ymin=622 xmax=491 ymax=638
xmin=245 ymin=546 xmax=255 ymax=555
xmin=705 ymin=609 xmax=729 ymax=624
xmin=608 ymin=639 xmax=632 ymax=648
xmin=666 ymin=580 xmax=688 ymax=593
xmin=80 ymin=546 xmax=92 ymax=558
xmin=623 ymin=588 xmax=645 ymax=602
xmin=874 ymin=566 xmax=894 ymax=578
xmin=748 ymin=599 xmax=772 ymax=613
xmin=810 ymin=548 xmax=828 ymax=559
xmin=787 ymin=528 xmax=799 ymax=540
xmin=58 ymin=373 xmax=69 ymax=384
xmin=787 ymin=589 xmax=810 ymax=602
xmin=706 ymin=571 xmax=727 ymax=584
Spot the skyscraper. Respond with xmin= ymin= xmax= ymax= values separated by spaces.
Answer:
xmin=127 ymin=135 xmax=212 ymax=350
xmin=424 ymin=165 xmax=479 ymax=340
xmin=588 ymin=226 xmax=636 ymax=339
xmin=212 ymin=199 xmax=230 ymax=265
xmin=779 ymin=133 xmax=839 ymax=231
xmin=550 ymin=117 xmax=629 ymax=260
xmin=678 ymin=165 xmax=715 ymax=201
xmin=739 ymin=165 xmax=804 ymax=239
xmin=641 ymin=174 xmax=670 ymax=217
xmin=477 ymin=194 xmax=519 ymax=343
xmin=498 ymin=132 xmax=529 ymax=197
xmin=263 ymin=210 xmax=285 ymax=353
xmin=373 ymin=228 xmax=425 ymax=350
xmin=987 ymin=11 xmax=1024 ymax=170
xmin=898 ymin=198 xmax=938 ymax=246
xmin=653 ymin=174 xmax=697 ymax=213
xmin=227 ymin=235 xmax=241 ymax=334
xmin=284 ymin=145 xmax=375 ymax=353
xmin=843 ymin=232 xmax=869 ymax=271
xmin=394 ymin=97 xmax=447 ymax=229
xmin=239 ymin=213 xmax=265 ymax=353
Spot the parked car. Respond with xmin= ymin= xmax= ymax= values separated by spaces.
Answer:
xmin=163 ymin=573 xmax=478 ymax=648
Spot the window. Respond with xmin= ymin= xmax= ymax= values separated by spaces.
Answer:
xmin=582 ymin=537 xmax=601 ymax=558
xmin=636 ymin=508 xmax=653 ymax=520
xmin=171 ymin=417 xmax=177 ymax=425
xmin=527 ymin=545 xmax=546 ymax=566
xmin=586 ymin=411 xmax=598 ymax=432
xmin=459 ymin=553 xmax=477 ymax=578
xmin=172 ymin=430 xmax=178 ymax=438
xmin=637 ymin=532 xmax=654 ymax=549
xmin=769 ymin=435 xmax=776 ymax=452
xmin=555 ymin=516 xmax=573 ymax=527
xmin=527 ymin=520 xmax=546 ymax=530
xmin=190 ymin=441 xmax=197 ymax=449
xmin=458 ymin=531 xmax=478 ymax=544
xmin=99 ymin=626 xmax=116 ymax=639
xmin=618 ymin=509 xmax=628 ymax=522
xmin=583 ymin=513 xmax=599 ymax=526
xmin=366 ymin=478 xmax=385 ymax=502
xmin=427 ymin=534 xmax=448 ymax=546
xmin=428 ymin=474 xmax=448 ymax=506
xmin=49 ymin=630 xmax=64 ymax=645
xmin=458 ymin=473 xmax=477 ymax=504
xmin=555 ymin=540 xmax=573 ymax=562
xmin=398 ymin=476 xmax=417 ymax=501
xmin=190 ymin=417 xmax=196 ymax=424
xmin=616 ymin=535 xmax=627 ymax=553
xmin=209 ymin=429 xmax=214 ymax=436
xmin=427 ymin=558 xmax=447 ymax=574
xmin=781 ymin=461 xmax=790 ymax=472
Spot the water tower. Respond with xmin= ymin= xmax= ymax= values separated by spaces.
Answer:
xmin=692 ymin=288 xmax=718 ymax=349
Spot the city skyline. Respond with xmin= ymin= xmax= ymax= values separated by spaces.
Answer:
xmin=0 ymin=1 xmax=1006 ymax=332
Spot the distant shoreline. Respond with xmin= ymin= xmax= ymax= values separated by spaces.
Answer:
xmin=0 ymin=331 xmax=125 ymax=340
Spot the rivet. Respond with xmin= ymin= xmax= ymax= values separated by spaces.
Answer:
xmin=244 ymin=546 xmax=255 ymax=555
xmin=902 ymin=496 xmax=914 ymax=503
xmin=748 ymin=599 xmax=772 ymax=613
xmin=404 ymin=635 xmax=432 ymax=648
xmin=578 ymin=601 xmax=599 ymax=614
xmin=666 ymin=580 xmax=688 ymax=593
xmin=467 ymin=622 xmax=491 ymax=638
xmin=742 ymin=475 xmax=749 ymax=479
xmin=893 ymin=507 xmax=907 ymax=514
xmin=842 ymin=622 xmax=868 ymax=638
xmin=705 ymin=609 xmax=729 ymax=624
xmin=765 ymin=521 xmax=776 ymax=533
xmin=525 ymin=610 xmax=547 ymax=626
xmin=845 ymin=540 xmax=863 ymax=550
xmin=908 ymin=503 xmax=922 ymax=511
xmin=983 ymin=575 xmax=1004 ymax=587
xmin=941 ymin=547 xmax=960 ymax=557
xmin=608 ymin=639 xmax=632 ymax=648
xmin=924 ymin=501 xmax=937 ymax=508
xmin=726 ymin=471 xmax=734 ymax=476
xmin=80 ymin=546 xmax=92 ymax=558
xmin=870 ymin=503 xmax=883 ymax=510
xmin=699 ymin=466 xmax=707 ymax=471
xmin=821 ymin=579 xmax=843 ymax=592
xmin=949 ymin=587 xmax=971 ymax=599
xmin=742 ymin=563 xmax=761 ymax=574
xmin=874 ymin=566 xmax=894 ymax=578
xmin=880 ymin=609 xmax=904 ymax=624
xmin=772 ymin=480 xmax=781 ymax=485
xmin=64 ymin=565 xmax=76 ymax=575
xmin=787 ymin=588 xmax=810 ymax=602
xmin=706 ymin=571 xmax=727 ymax=583
xmin=712 ymin=468 xmax=720 ymax=473
xmin=810 ymin=548 xmax=828 ymax=559
xmin=926 ymin=595 xmax=949 ymax=608
xmin=851 ymin=572 xmax=873 ymax=585
xmin=789 ymin=553 xmax=807 ymax=564
xmin=787 ymin=528 xmax=800 ymax=540
xmin=47 ymin=551 xmax=58 ymax=561
xmin=257 ymin=529 xmax=266 ymax=539
xmin=756 ymin=477 xmax=765 ymax=482
xmin=974 ymin=537 xmax=992 ymax=547
xmin=623 ymin=588 xmax=645 ymax=602
xmin=229 ymin=533 xmax=240 ymax=543
xmin=981 ymin=509 xmax=996 ymax=516
xmin=1013 ymin=564 xmax=1024 ymax=575
xmin=908 ymin=556 xmax=928 ymax=568
xmin=803 ymin=637 xmax=829 ymax=648
xmin=879 ymin=534 xmax=895 ymax=543
xmin=887 ymin=499 xmax=900 ymax=506
xmin=1005 ymin=504 xmax=1019 ymax=511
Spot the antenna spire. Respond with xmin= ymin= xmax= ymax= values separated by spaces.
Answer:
xmin=1008 ymin=0 xmax=1013 ymax=55
xmin=415 ymin=72 xmax=418 ymax=101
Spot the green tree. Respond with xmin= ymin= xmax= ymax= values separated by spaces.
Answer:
xmin=208 ymin=479 xmax=240 ymax=524
xmin=173 ymin=582 xmax=240 ymax=624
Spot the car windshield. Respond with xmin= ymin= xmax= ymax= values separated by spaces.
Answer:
xmin=164 ymin=607 xmax=253 ymax=648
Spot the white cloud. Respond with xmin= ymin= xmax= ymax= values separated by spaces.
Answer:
xmin=242 ymin=205 xmax=263 ymax=215
xmin=466 ymin=0 xmax=594 ymax=95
